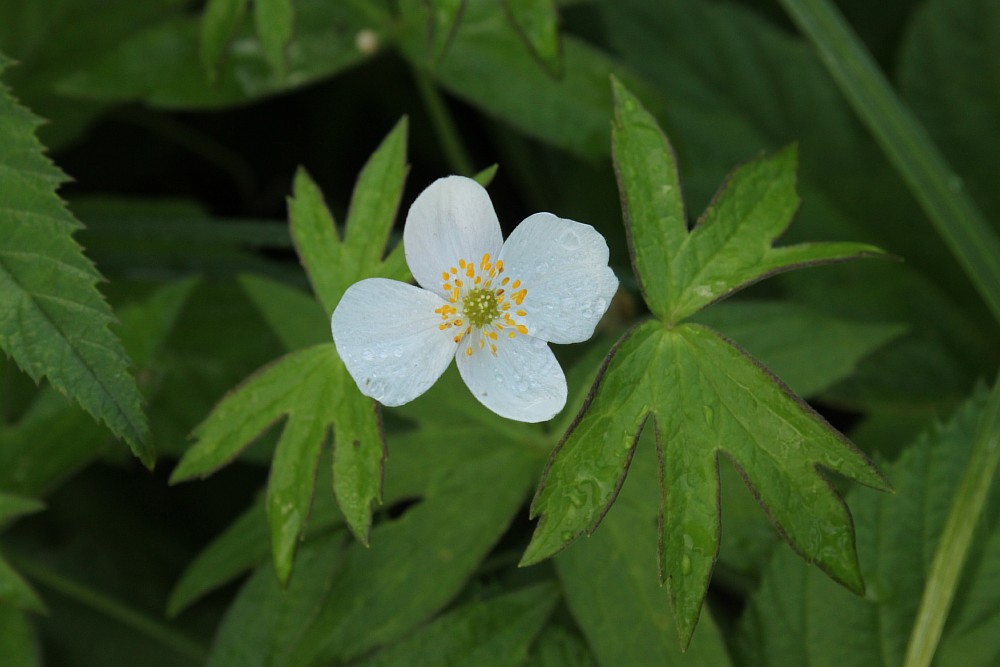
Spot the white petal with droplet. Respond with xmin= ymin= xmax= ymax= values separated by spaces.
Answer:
xmin=455 ymin=334 xmax=567 ymax=422
xmin=499 ymin=213 xmax=618 ymax=344
xmin=404 ymin=176 xmax=504 ymax=297
xmin=331 ymin=278 xmax=458 ymax=406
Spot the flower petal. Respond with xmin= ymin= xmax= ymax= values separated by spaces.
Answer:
xmin=455 ymin=332 xmax=567 ymax=423
xmin=499 ymin=213 xmax=618 ymax=344
xmin=332 ymin=278 xmax=458 ymax=406
xmin=404 ymin=176 xmax=504 ymax=297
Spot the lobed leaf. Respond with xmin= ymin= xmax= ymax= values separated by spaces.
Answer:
xmin=0 ymin=56 xmax=150 ymax=464
xmin=522 ymin=322 xmax=659 ymax=568
xmin=659 ymin=324 xmax=889 ymax=642
xmin=610 ymin=77 xmax=687 ymax=321
xmin=289 ymin=117 xmax=409 ymax=316
xmin=170 ymin=344 xmax=344 ymax=582
xmin=556 ymin=428 xmax=733 ymax=666
xmin=528 ymin=78 xmax=891 ymax=647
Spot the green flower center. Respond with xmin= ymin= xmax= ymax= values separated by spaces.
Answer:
xmin=434 ymin=254 xmax=530 ymax=357
xmin=462 ymin=287 xmax=501 ymax=328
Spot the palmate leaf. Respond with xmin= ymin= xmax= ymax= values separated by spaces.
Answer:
xmin=556 ymin=428 xmax=733 ymax=665
xmin=0 ymin=55 xmax=151 ymax=465
xmin=523 ymin=79 xmax=891 ymax=647
xmin=171 ymin=119 xmax=409 ymax=583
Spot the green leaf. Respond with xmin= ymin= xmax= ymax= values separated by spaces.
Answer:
xmin=206 ymin=444 xmax=536 ymax=666
xmin=238 ymin=274 xmax=328 ymax=351
xmin=0 ymin=553 xmax=44 ymax=612
xmin=170 ymin=344 xmax=341 ymax=583
xmin=528 ymin=83 xmax=891 ymax=645
xmin=473 ymin=163 xmax=499 ymax=187
xmin=528 ymin=625 xmax=596 ymax=667
xmin=174 ymin=119 xmax=411 ymax=578
xmin=399 ymin=0 xmax=652 ymax=160
xmin=200 ymin=0 xmax=249 ymax=78
xmin=736 ymin=388 xmax=1000 ymax=667
xmin=610 ymin=78 xmax=687 ymax=320
xmin=0 ymin=279 xmax=198 ymax=497
xmin=168 ymin=404 xmax=525 ymax=617
xmin=692 ymin=299 xmax=905 ymax=398
xmin=253 ymin=0 xmax=294 ymax=75
xmin=0 ymin=605 xmax=40 ymax=667
xmin=522 ymin=323 xmax=659 ymax=569
xmin=0 ymin=492 xmax=44 ymax=528
xmin=528 ymin=322 xmax=890 ymax=647
xmin=0 ymin=57 xmax=150 ymax=465
xmin=502 ymin=0 xmax=561 ymax=75
xmin=556 ymin=428 xmax=733 ymax=666
xmin=596 ymin=0 xmax=995 ymax=417
xmin=289 ymin=117 xmax=409 ymax=316
xmin=356 ymin=584 xmax=559 ymax=667
xmin=612 ymin=79 xmax=883 ymax=324
xmin=55 ymin=0 xmax=385 ymax=109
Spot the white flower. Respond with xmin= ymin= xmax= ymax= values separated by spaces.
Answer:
xmin=331 ymin=176 xmax=618 ymax=423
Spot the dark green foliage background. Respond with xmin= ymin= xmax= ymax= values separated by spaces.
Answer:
xmin=0 ymin=0 xmax=998 ymax=665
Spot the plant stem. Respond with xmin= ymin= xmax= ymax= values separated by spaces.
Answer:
xmin=778 ymin=0 xmax=1000 ymax=328
xmin=411 ymin=67 xmax=476 ymax=176
xmin=903 ymin=377 xmax=1000 ymax=667
xmin=11 ymin=555 xmax=208 ymax=664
